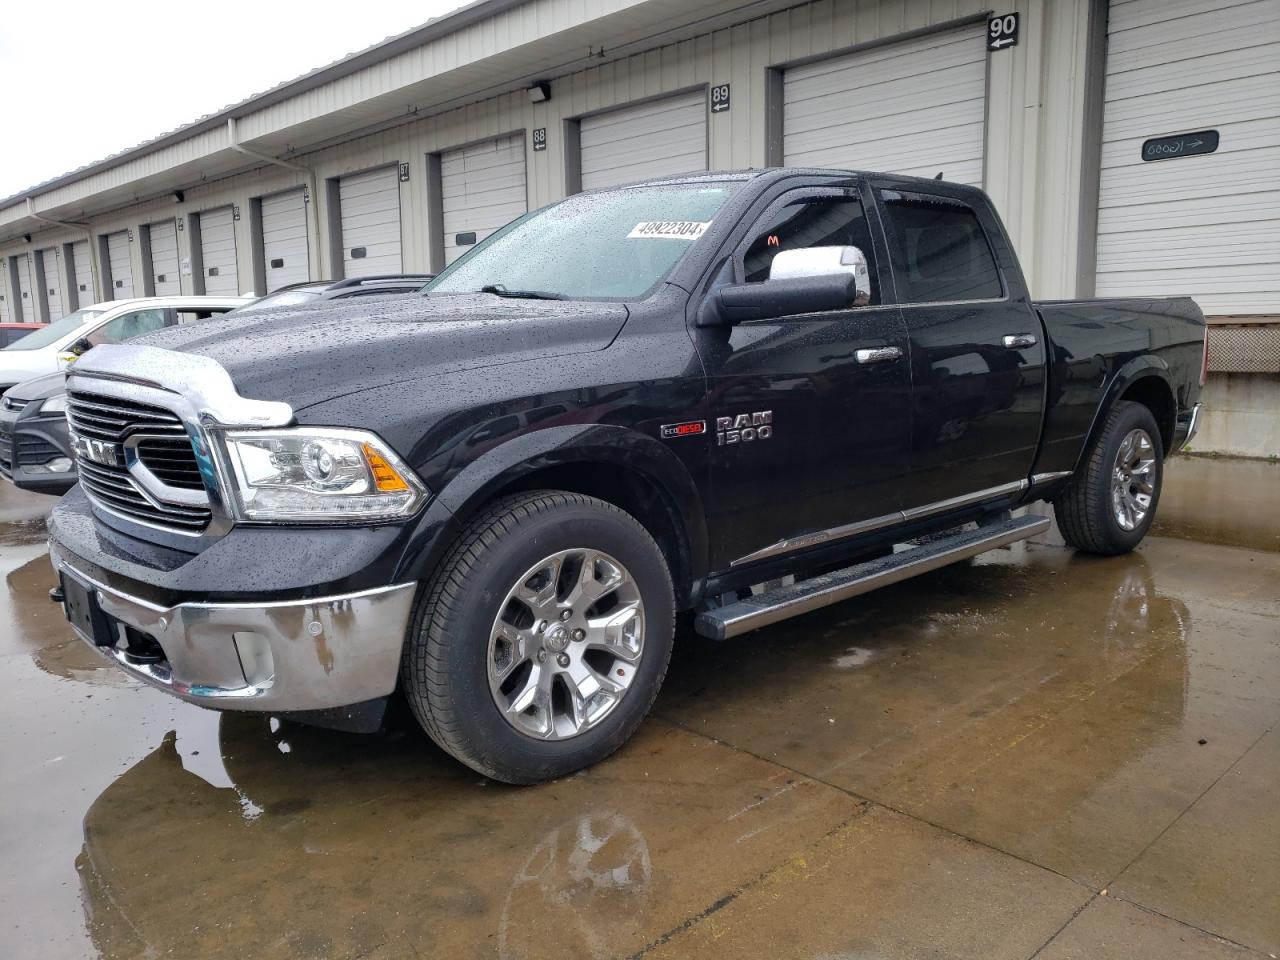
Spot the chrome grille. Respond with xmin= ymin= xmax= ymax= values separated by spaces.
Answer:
xmin=66 ymin=390 xmax=211 ymax=533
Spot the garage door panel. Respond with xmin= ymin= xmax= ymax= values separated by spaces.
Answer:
xmin=1097 ymin=0 xmax=1279 ymax=315
xmin=1109 ymin=0 xmax=1261 ymax=31
xmin=0 ymin=273 xmax=9 ymax=323
xmin=1100 ymin=77 xmax=1275 ymax=141
xmin=148 ymin=221 xmax=180 ymax=296
xmin=579 ymin=91 xmax=707 ymax=191
xmin=199 ymin=207 xmax=239 ymax=296
xmin=106 ymin=232 xmax=134 ymax=300
xmin=16 ymin=255 xmax=36 ymax=321
xmin=41 ymin=249 xmax=64 ymax=320
xmin=784 ymin=67 xmax=986 ymax=128
xmin=1100 ymin=143 xmax=1280 ymax=204
xmin=72 ymin=240 xmax=93 ymax=306
xmin=783 ymin=23 xmax=987 ymax=185
xmin=1099 ymin=190 xmax=1280 ymax=230
xmin=340 ymin=168 xmax=402 ymax=277
xmin=1105 ymin=44 xmax=1276 ymax=101
xmin=260 ymin=189 xmax=310 ymax=291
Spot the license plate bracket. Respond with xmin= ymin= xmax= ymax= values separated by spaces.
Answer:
xmin=60 ymin=573 xmax=116 ymax=648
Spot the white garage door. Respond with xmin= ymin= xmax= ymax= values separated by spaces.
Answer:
xmin=783 ymin=23 xmax=988 ymax=186
xmin=72 ymin=239 xmax=94 ymax=307
xmin=1096 ymin=0 xmax=1280 ymax=315
xmin=579 ymin=91 xmax=708 ymax=191
xmin=40 ymin=248 xmax=64 ymax=320
xmin=16 ymin=254 xmax=37 ymax=320
xmin=148 ymin=220 xmax=181 ymax=296
xmin=199 ymin=207 xmax=239 ymax=295
xmin=260 ymin=188 xmax=310 ymax=291
xmin=106 ymin=231 xmax=134 ymax=300
xmin=0 ymin=267 xmax=10 ymax=323
xmin=441 ymin=133 xmax=528 ymax=265
xmin=339 ymin=167 xmax=402 ymax=277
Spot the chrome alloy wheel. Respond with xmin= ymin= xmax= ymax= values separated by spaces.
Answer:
xmin=1111 ymin=428 xmax=1157 ymax=531
xmin=488 ymin=549 xmax=645 ymax=740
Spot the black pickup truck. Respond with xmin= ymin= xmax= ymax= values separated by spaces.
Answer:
xmin=48 ymin=168 xmax=1205 ymax=783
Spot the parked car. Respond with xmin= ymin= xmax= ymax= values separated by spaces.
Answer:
xmin=228 ymin=275 xmax=435 ymax=316
xmin=0 ymin=322 xmax=43 ymax=347
xmin=0 ymin=296 xmax=249 ymax=396
xmin=47 ymin=169 xmax=1205 ymax=784
xmin=0 ymin=296 xmax=249 ymax=493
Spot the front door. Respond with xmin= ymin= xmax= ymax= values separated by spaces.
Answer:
xmin=873 ymin=187 xmax=1047 ymax=508
xmin=694 ymin=186 xmax=913 ymax=571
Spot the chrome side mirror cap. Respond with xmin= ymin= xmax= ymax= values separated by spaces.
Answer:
xmin=768 ymin=246 xmax=871 ymax=306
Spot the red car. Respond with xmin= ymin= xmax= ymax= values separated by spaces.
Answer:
xmin=0 ymin=323 xmax=43 ymax=348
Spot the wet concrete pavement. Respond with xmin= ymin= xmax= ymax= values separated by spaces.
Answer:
xmin=1 ymin=461 xmax=1277 ymax=960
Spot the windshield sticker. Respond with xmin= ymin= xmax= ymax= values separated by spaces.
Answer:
xmin=627 ymin=221 xmax=711 ymax=240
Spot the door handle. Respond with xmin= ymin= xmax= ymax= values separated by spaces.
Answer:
xmin=1002 ymin=334 xmax=1038 ymax=349
xmin=855 ymin=346 xmax=903 ymax=364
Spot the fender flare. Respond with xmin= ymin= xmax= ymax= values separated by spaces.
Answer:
xmin=406 ymin=423 xmax=709 ymax=588
xmin=1073 ymin=355 xmax=1175 ymax=474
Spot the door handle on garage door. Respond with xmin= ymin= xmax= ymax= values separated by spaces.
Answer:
xmin=855 ymin=346 xmax=903 ymax=364
xmin=1002 ymin=334 xmax=1038 ymax=349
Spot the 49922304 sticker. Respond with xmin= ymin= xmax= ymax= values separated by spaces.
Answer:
xmin=627 ymin=221 xmax=711 ymax=240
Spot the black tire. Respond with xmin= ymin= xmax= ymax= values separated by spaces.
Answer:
xmin=1053 ymin=401 xmax=1164 ymax=555
xmin=402 ymin=490 xmax=675 ymax=784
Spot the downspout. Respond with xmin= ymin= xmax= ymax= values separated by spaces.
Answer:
xmin=227 ymin=118 xmax=321 ymax=285
xmin=26 ymin=198 xmax=99 ymax=309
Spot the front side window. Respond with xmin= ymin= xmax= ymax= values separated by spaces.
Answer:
xmin=739 ymin=197 xmax=879 ymax=304
xmin=424 ymin=183 xmax=737 ymax=301
xmin=87 ymin=308 xmax=170 ymax=346
xmin=880 ymin=194 xmax=1003 ymax=303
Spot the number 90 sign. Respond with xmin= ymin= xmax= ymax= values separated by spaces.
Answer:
xmin=987 ymin=12 xmax=1019 ymax=50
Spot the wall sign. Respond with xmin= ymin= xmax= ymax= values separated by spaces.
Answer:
xmin=711 ymin=83 xmax=730 ymax=113
xmin=987 ymin=13 xmax=1018 ymax=50
xmin=398 ymin=161 xmax=410 ymax=182
xmin=232 ymin=205 xmax=241 ymax=221
xmin=532 ymin=127 xmax=547 ymax=151
xmin=1141 ymin=130 xmax=1219 ymax=162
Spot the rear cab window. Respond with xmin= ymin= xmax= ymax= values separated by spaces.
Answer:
xmin=878 ymin=192 xmax=1004 ymax=303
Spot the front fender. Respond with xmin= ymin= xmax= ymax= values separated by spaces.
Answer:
xmin=394 ymin=423 xmax=709 ymax=592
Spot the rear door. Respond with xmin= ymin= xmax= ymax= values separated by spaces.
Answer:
xmin=698 ymin=185 xmax=912 ymax=569
xmin=873 ymin=186 xmax=1046 ymax=507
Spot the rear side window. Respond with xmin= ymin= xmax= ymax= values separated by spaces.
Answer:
xmin=880 ymin=194 xmax=1002 ymax=302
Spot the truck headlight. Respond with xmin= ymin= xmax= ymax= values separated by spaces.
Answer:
xmin=223 ymin=428 xmax=427 ymax=522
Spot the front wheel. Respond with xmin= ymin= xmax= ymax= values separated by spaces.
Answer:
xmin=1053 ymin=400 xmax=1164 ymax=555
xmin=402 ymin=491 xmax=675 ymax=784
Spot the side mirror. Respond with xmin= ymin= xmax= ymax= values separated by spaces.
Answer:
xmin=697 ymin=274 xmax=860 ymax=327
xmin=70 ymin=337 xmax=92 ymax=356
xmin=769 ymin=245 xmax=871 ymax=306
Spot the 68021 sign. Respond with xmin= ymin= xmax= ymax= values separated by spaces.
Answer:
xmin=987 ymin=13 xmax=1019 ymax=50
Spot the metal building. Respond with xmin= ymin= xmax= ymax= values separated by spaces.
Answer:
xmin=0 ymin=0 xmax=1275 ymax=451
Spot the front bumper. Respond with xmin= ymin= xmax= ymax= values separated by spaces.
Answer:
xmin=0 ymin=406 xmax=77 ymax=494
xmin=49 ymin=540 xmax=418 ymax=711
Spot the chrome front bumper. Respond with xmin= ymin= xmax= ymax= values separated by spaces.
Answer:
xmin=49 ymin=543 xmax=417 ymax=712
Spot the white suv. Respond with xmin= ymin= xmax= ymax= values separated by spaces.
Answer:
xmin=0 ymin=296 xmax=250 ymax=393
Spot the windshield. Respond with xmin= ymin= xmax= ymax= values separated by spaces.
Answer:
xmin=227 ymin=289 xmax=323 ymax=315
xmin=4 ymin=309 xmax=105 ymax=350
xmin=424 ymin=183 xmax=736 ymax=300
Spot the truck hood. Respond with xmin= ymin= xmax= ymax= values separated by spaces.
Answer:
xmin=133 ymin=293 xmax=629 ymax=410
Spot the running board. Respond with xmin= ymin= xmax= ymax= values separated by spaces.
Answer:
xmin=694 ymin=514 xmax=1051 ymax=641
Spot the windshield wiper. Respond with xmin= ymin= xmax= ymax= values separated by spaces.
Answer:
xmin=477 ymin=283 xmax=566 ymax=300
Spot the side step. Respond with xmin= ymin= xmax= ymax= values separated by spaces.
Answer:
xmin=694 ymin=513 xmax=1050 ymax=640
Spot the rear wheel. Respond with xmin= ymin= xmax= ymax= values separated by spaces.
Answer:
xmin=1053 ymin=401 xmax=1164 ymax=555
xmin=402 ymin=491 xmax=675 ymax=784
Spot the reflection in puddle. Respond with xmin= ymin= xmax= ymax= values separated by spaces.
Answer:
xmin=500 ymin=813 xmax=652 ymax=959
